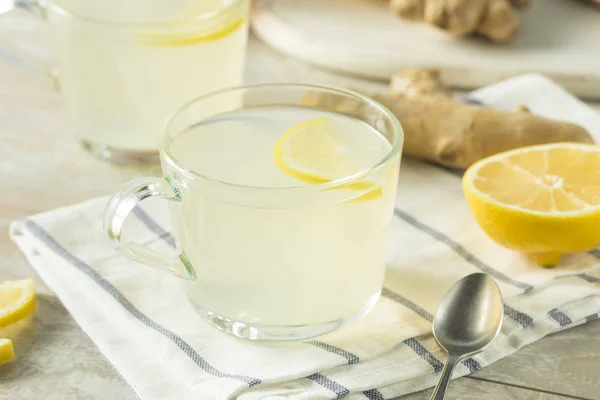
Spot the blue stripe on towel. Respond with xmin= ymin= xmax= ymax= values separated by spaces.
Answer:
xmin=393 ymin=208 xmax=533 ymax=292
xmin=588 ymin=248 xmax=600 ymax=258
xmin=403 ymin=338 xmax=443 ymax=373
xmin=307 ymin=373 xmax=350 ymax=398
xmin=132 ymin=206 xmax=176 ymax=247
xmin=504 ymin=304 xmax=534 ymax=328
xmin=548 ymin=309 xmax=572 ymax=327
xmin=363 ymin=388 xmax=385 ymax=400
xmin=462 ymin=96 xmax=484 ymax=106
xmin=461 ymin=357 xmax=481 ymax=373
xmin=381 ymin=288 xmax=434 ymax=322
xmin=308 ymin=341 xmax=360 ymax=364
xmin=579 ymin=274 xmax=600 ymax=283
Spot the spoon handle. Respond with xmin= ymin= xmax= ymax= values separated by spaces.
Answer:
xmin=430 ymin=355 xmax=459 ymax=400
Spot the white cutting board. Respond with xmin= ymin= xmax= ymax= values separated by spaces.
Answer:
xmin=251 ymin=0 xmax=600 ymax=99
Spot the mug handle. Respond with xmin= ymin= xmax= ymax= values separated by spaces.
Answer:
xmin=104 ymin=177 xmax=196 ymax=280
xmin=0 ymin=0 xmax=60 ymax=90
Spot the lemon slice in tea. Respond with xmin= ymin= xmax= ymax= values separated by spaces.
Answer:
xmin=273 ymin=116 xmax=382 ymax=200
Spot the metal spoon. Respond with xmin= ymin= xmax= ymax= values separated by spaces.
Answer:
xmin=430 ymin=273 xmax=504 ymax=400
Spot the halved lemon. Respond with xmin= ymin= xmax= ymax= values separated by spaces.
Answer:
xmin=0 ymin=279 xmax=36 ymax=328
xmin=273 ymin=116 xmax=382 ymax=202
xmin=0 ymin=339 xmax=14 ymax=366
xmin=463 ymin=143 xmax=600 ymax=266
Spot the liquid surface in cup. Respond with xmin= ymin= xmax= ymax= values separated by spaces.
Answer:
xmin=48 ymin=0 xmax=248 ymax=152
xmin=165 ymin=106 xmax=399 ymax=327
xmin=53 ymin=0 xmax=235 ymax=23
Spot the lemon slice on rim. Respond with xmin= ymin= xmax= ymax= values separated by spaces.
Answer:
xmin=463 ymin=143 xmax=600 ymax=265
xmin=0 ymin=279 xmax=36 ymax=328
xmin=137 ymin=1 xmax=247 ymax=47
xmin=273 ymin=116 xmax=381 ymax=201
xmin=138 ymin=16 xmax=245 ymax=46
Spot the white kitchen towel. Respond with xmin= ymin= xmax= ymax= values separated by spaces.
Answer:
xmin=10 ymin=74 xmax=600 ymax=400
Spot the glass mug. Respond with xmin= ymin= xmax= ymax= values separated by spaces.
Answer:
xmin=0 ymin=0 xmax=249 ymax=164
xmin=104 ymin=84 xmax=404 ymax=341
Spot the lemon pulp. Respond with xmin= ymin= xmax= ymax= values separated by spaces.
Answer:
xmin=463 ymin=143 xmax=600 ymax=265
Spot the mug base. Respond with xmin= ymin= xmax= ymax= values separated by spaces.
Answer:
xmin=82 ymin=140 xmax=160 ymax=165
xmin=191 ymin=291 xmax=381 ymax=341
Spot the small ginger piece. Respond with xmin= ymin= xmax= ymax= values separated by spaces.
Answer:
xmin=303 ymin=69 xmax=592 ymax=169
xmin=390 ymin=0 xmax=528 ymax=43
xmin=478 ymin=0 xmax=521 ymax=43
xmin=390 ymin=68 xmax=451 ymax=98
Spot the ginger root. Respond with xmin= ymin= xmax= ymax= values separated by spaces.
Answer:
xmin=304 ymin=69 xmax=593 ymax=169
xmin=390 ymin=68 xmax=451 ymax=98
xmin=390 ymin=0 xmax=530 ymax=42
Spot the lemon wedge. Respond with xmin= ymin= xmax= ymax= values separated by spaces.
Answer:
xmin=0 ymin=339 xmax=15 ymax=366
xmin=0 ymin=279 xmax=36 ymax=328
xmin=463 ymin=143 xmax=600 ymax=266
xmin=273 ymin=116 xmax=380 ymax=201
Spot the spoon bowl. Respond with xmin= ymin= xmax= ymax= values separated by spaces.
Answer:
xmin=433 ymin=273 xmax=504 ymax=355
xmin=430 ymin=273 xmax=504 ymax=400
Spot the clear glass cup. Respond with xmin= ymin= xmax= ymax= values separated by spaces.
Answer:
xmin=0 ymin=0 xmax=250 ymax=164
xmin=104 ymin=83 xmax=404 ymax=341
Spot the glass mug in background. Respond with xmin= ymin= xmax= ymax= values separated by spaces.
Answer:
xmin=0 ymin=0 xmax=250 ymax=163
xmin=104 ymin=84 xmax=404 ymax=341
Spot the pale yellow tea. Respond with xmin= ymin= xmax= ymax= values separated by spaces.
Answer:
xmin=165 ymin=106 xmax=399 ymax=328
